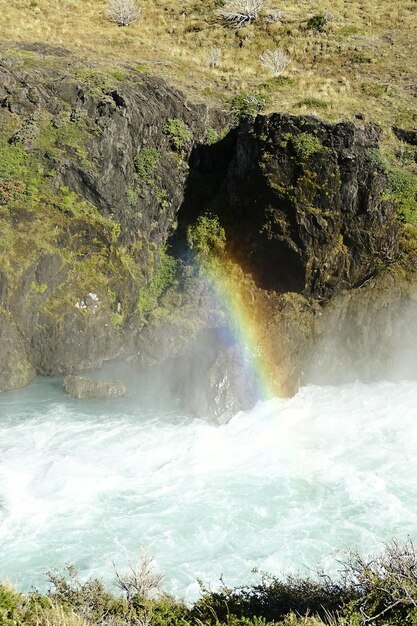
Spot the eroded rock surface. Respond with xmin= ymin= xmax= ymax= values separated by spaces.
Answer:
xmin=0 ymin=310 xmax=36 ymax=392
xmin=182 ymin=115 xmax=399 ymax=296
xmin=63 ymin=375 xmax=127 ymax=399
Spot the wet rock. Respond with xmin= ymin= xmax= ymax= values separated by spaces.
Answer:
xmin=305 ymin=261 xmax=417 ymax=385
xmin=0 ymin=47 xmax=229 ymax=392
xmin=0 ymin=311 xmax=36 ymax=392
xmin=63 ymin=375 xmax=127 ymax=399
xmin=180 ymin=114 xmax=399 ymax=298
xmin=161 ymin=328 xmax=259 ymax=423
xmin=201 ymin=344 xmax=258 ymax=423
xmin=30 ymin=306 xmax=125 ymax=376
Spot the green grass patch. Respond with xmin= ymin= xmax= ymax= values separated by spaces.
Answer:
xmin=295 ymin=97 xmax=329 ymax=110
xmin=73 ymin=66 xmax=128 ymax=92
xmin=134 ymin=147 xmax=161 ymax=179
xmin=386 ymin=168 xmax=417 ymax=224
xmin=31 ymin=281 xmax=48 ymax=294
xmin=33 ymin=113 xmax=92 ymax=168
xmin=292 ymin=133 xmax=324 ymax=159
xmin=0 ymin=139 xmax=44 ymax=208
xmin=366 ymin=149 xmax=417 ymax=224
xmin=163 ymin=119 xmax=193 ymax=154
xmin=137 ymin=248 xmax=177 ymax=319
xmin=58 ymin=186 xmax=121 ymax=243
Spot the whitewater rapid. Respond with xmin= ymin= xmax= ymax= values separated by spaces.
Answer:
xmin=1 ymin=377 xmax=417 ymax=598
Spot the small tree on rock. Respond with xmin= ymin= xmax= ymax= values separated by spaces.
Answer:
xmin=107 ymin=0 xmax=141 ymax=26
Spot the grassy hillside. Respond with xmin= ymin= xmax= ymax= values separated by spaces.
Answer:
xmin=0 ymin=0 xmax=415 ymax=131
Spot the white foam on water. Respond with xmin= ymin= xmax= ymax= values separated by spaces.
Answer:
xmin=1 ymin=378 xmax=417 ymax=599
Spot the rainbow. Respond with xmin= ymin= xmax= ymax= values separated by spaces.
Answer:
xmin=199 ymin=256 xmax=284 ymax=401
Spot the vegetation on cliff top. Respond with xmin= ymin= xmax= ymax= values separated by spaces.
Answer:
xmin=0 ymin=0 xmax=415 ymax=132
xmin=2 ymin=540 xmax=417 ymax=626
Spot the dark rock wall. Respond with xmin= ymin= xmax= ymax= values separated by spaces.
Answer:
xmin=0 ymin=46 xmax=415 ymax=419
xmin=0 ymin=48 xmax=225 ymax=388
xmin=189 ymin=114 xmax=399 ymax=296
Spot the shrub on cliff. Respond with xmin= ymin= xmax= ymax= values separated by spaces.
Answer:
xmin=163 ymin=119 xmax=193 ymax=155
xmin=137 ymin=248 xmax=177 ymax=319
xmin=292 ymin=132 xmax=324 ymax=159
xmin=192 ymin=572 xmax=351 ymax=624
xmin=134 ymin=148 xmax=161 ymax=181
xmin=219 ymin=0 xmax=264 ymax=29
xmin=230 ymin=91 xmax=267 ymax=121
xmin=114 ymin=550 xmax=164 ymax=600
xmin=3 ymin=541 xmax=417 ymax=625
xmin=187 ymin=214 xmax=226 ymax=261
xmin=343 ymin=539 xmax=417 ymax=625
xmin=107 ymin=0 xmax=141 ymax=26
xmin=0 ymin=584 xmax=25 ymax=626
xmin=259 ymin=49 xmax=290 ymax=77
xmin=306 ymin=13 xmax=328 ymax=32
xmin=193 ymin=540 xmax=417 ymax=625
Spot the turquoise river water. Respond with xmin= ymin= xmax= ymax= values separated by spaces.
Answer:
xmin=1 ymin=377 xmax=417 ymax=599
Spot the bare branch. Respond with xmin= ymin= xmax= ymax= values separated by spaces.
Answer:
xmin=107 ymin=0 xmax=141 ymax=26
xmin=263 ymin=8 xmax=283 ymax=23
xmin=113 ymin=549 xmax=164 ymax=600
xmin=259 ymin=49 xmax=289 ymax=77
xmin=207 ymin=47 xmax=222 ymax=68
xmin=219 ymin=0 xmax=263 ymax=29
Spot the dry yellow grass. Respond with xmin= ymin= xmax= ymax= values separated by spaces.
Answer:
xmin=34 ymin=603 xmax=89 ymax=626
xmin=0 ymin=0 xmax=415 ymax=129
xmin=0 ymin=581 xmax=89 ymax=626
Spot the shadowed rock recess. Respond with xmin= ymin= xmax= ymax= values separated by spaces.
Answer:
xmin=0 ymin=45 xmax=416 ymax=421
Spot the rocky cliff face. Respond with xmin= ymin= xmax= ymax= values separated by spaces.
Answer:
xmin=0 ymin=44 xmax=222 ymax=385
xmin=182 ymin=114 xmax=399 ymax=296
xmin=0 ymin=44 xmax=415 ymax=421
xmin=306 ymin=250 xmax=417 ymax=386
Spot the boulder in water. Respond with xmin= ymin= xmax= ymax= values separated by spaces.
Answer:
xmin=63 ymin=375 xmax=127 ymax=399
xmin=184 ymin=344 xmax=258 ymax=424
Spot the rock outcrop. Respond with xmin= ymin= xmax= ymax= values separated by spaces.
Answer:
xmin=197 ymin=344 xmax=259 ymax=424
xmin=182 ymin=115 xmax=399 ymax=296
xmin=305 ymin=256 xmax=417 ymax=385
xmin=0 ymin=309 xmax=36 ymax=391
xmin=0 ymin=45 xmax=225 ymax=391
xmin=63 ymin=375 xmax=127 ymax=399
xmin=0 ymin=44 xmax=416 ymax=422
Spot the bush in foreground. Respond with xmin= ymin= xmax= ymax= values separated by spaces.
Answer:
xmin=2 ymin=541 xmax=417 ymax=625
